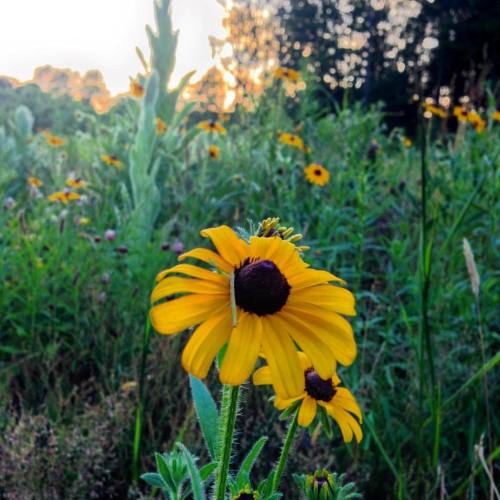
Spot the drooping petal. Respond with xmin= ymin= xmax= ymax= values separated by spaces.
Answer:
xmin=284 ymin=305 xmax=357 ymax=366
xmin=325 ymin=405 xmax=354 ymax=443
xmin=248 ymin=236 xmax=307 ymax=274
xmin=288 ymin=268 xmax=345 ymax=288
xmin=288 ymin=284 xmax=356 ymax=316
xmin=298 ymin=396 xmax=317 ymax=427
xmin=200 ymin=226 xmax=249 ymax=267
xmin=150 ymin=294 xmax=229 ymax=335
xmin=260 ymin=316 xmax=304 ymax=398
xmin=156 ymin=263 xmax=229 ymax=285
xmin=179 ymin=248 xmax=233 ymax=273
xmin=151 ymin=277 xmax=228 ymax=302
xmin=274 ymin=394 xmax=305 ymax=410
xmin=253 ymin=366 xmax=273 ymax=385
xmin=219 ymin=312 xmax=262 ymax=385
xmin=334 ymin=387 xmax=363 ymax=421
xmin=273 ymin=311 xmax=337 ymax=380
xmin=181 ymin=310 xmax=232 ymax=379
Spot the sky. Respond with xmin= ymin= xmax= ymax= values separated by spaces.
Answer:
xmin=0 ymin=0 xmax=226 ymax=94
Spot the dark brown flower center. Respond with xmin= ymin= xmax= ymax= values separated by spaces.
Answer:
xmin=305 ymin=368 xmax=336 ymax=402
xmin=314 ymin=169 xmax=322 ymax=176
xmin=234 ymin=259 xmax=290 ymax=316
xmin=234 ymin=494 xmax=255 ymax=500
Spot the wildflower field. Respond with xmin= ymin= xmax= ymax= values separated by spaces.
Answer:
xmin=1 ymin=1 xmax=499 ymax=499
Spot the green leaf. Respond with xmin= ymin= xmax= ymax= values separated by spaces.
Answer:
xmin=189 ymin=375 xmax=219 ymax=460
xmin=279 ymin=400 xmax=301 ymax=421
xmin=236 ymin=436 xmax=268 ymax=487
xmin=140 ymin=472 xmax=166 ymax=488
xmin=177 ymin=443 xmax=205 ymax=500
xmin=155 ymin=452 xmax=175 ymax=490
xmin=199 ymin=462 xmax=217 ymax=482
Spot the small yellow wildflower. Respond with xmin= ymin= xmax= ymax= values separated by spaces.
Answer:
xmin=197 ymin=120 xmax=227 ymax=134
xmin=46 ymin=134 xmax=66 ymax=147
xmin=492 ymin=110 xmax=500 ymax=122
xmin=208 ymin=145 xmax=220 ymax=159
xmin=274 ymin=67 xmax=300 ymax=82
xmin=403 ymin=137 xmax=412 ymax=148
xmin=467 ymin=111 xmax=486 ymax=133
xmin=156 ymin=117 xmax=167 ymax=135
xmin=423 ymin=103 xmax=447 ymax=119
xmin=27 ymin=176 xmax=43 ymax=188
xmin=48 ymin=191 xmax=81 ymax=204
xmin=453 ymin=106 xmax=468 ymax=122
xmin=304 ymin=164 xmax=330 ymax=187
xmin=101 ymin=154 xmax=124 ymax=170
xmin=130 ymin=78 xmax=144 ymax=98
xmin=66 ymin=178 xmax=87 ymax=189
xmin=79 ymin=217 xmax=91 ymax=226
xmin=278 ymin=132 xmax=308 ymax=151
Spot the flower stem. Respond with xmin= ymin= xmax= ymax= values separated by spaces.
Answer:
xmin=215 ymin=384 xmax=240 ymax=500
xmin=272 ymin=408 xmax=299 ymax=493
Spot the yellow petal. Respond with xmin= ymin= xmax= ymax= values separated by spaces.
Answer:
xmin=334 ymin=387 xmax=363 ymax=422
xmin=261 ymin=315 xmax=304 ymax=398
xmin=327 ymin=405 xmax=354 ymax=443
xmin=298 ymin=351 xmax=312 ymax=371
xmin=181 ymin=310 xmax=232 ymax=378
xmin=253 ymin=366 xmax=272 ymax=385
xmin=151 ymin=277 xmax=228 ymax=302
xmin=298 ymin=396 xmax=317 ymax=427
xmin=289 ymin=285 xmax=356 ymax=316
xmin=219 ymin=312 xmax=262 ymax=385
xmin=179 ymin=248 xmax=233 ymax=273
xmin=150 ymin=294 xmax=229 ymax=335
xmin=274 ymin=394 xmax=305 ymax=410
xmin=248 ymin=236 xmax=307 ymax=274
xmin=273 ymin=311 xmax=337 ymax=380
xmin=285 ymin=305 xmax=357 ymax=366
xmin=288 ymin=269 xmax=345 ymax=288
xmin=200 ymin=225 xmax=249 ymax=267
xmin=156 ymin=263 xmax=229 ymax=285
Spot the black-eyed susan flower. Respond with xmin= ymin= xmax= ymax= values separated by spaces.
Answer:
xmin=197 ymin=120 xmax=227 ymax=134
xmin=274 ymin=67 xmax=300 ymax=82
xmin=423 ymin=103 xmax=447 ymax=119
xmin=208 ymin=145 xmax=220 ymax=159
xmin=232 ymin=488 xmax=259 ymax=500
xmin=279 ymin=132 xmax=308 ymax=152
xmin=130 ymin=78 xmax=144 ymax=98
xmin=304 ymin=164 xmax=330 ymax=187
xmin=453 ymin=106 xmax=468 ymax=122
xmin=150 ymin=224 xmax=356 ymax=398
xmin=101 ymin=154 xmax=124 ymax=170
xmin=66 ymin=177 xmax=87 ymax=189
xmin=156 ymin=117 xmax=167 ymax=135
xmin=467 ymin=111 xmax=486 ymax=133
xmin=253 ymin=352 xmax=362 ymax=442
xmin=27 ymin=176 xmax=43 ymax=188
xmin=46 ymin=134 xmax=66 ymax=147
xmin=48 ymin=191 xmax=81 ymax=204
xmin=492 ymin=110 xmax=500 ymax=122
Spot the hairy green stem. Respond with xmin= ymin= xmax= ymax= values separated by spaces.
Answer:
xmin=272 ymin=408 xmax=299 ymax=493
xmin=215 ymin=384 xmax=240 ymax=500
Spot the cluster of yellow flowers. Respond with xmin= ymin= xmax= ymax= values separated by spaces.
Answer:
xmin=150 ymin=221 xmax=362 ymax=442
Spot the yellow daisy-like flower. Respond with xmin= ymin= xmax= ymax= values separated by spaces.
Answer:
xmin=492 ymin=110 xmax=500 ymax=122
xmin=130 ymin=78 xmax=144 ymax=98
xmin=423 ymin=103 xmax=447 ymax=119
xmin=48 ymin=191 xmax=81 ymax=204
xmin=403 ymin=137 xmax=412 ymax=148
xmin=253 ymin=352 xmax=363 ymax=443
xmin=156 ymin=117 xmax=167 ymax=135
xmin=467 ymin=111 xmax=486 ymax=133
xmin=46 ymin=134 xmax=66 ymax=147
xmin=197 ymin=120 xmax=227 ymax=134
xmin=208 ymin=145 xmax=220 ymax=160
xmin=453 ymin=106 xmax=468 ymax=122
xmin=101 ymin=154 xmax=123 ymax=170
xmin=279 ymin=132 xmax=308 ymax=152
xmin=150 ymin=225 xmax=356 ymax=398
xmin=274 ymin=67 xmax=301 ymax=82
xmin=304 ymin=164 xmax=330 ymax=187
xmin=27 ymin=176 xmax=43 ymax=188
xmin=66 ymin=178 xmax=87 ymax=189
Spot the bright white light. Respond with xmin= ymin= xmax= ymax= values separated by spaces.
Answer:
xmin=0 ymin=0 xmax=225 ymax=94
